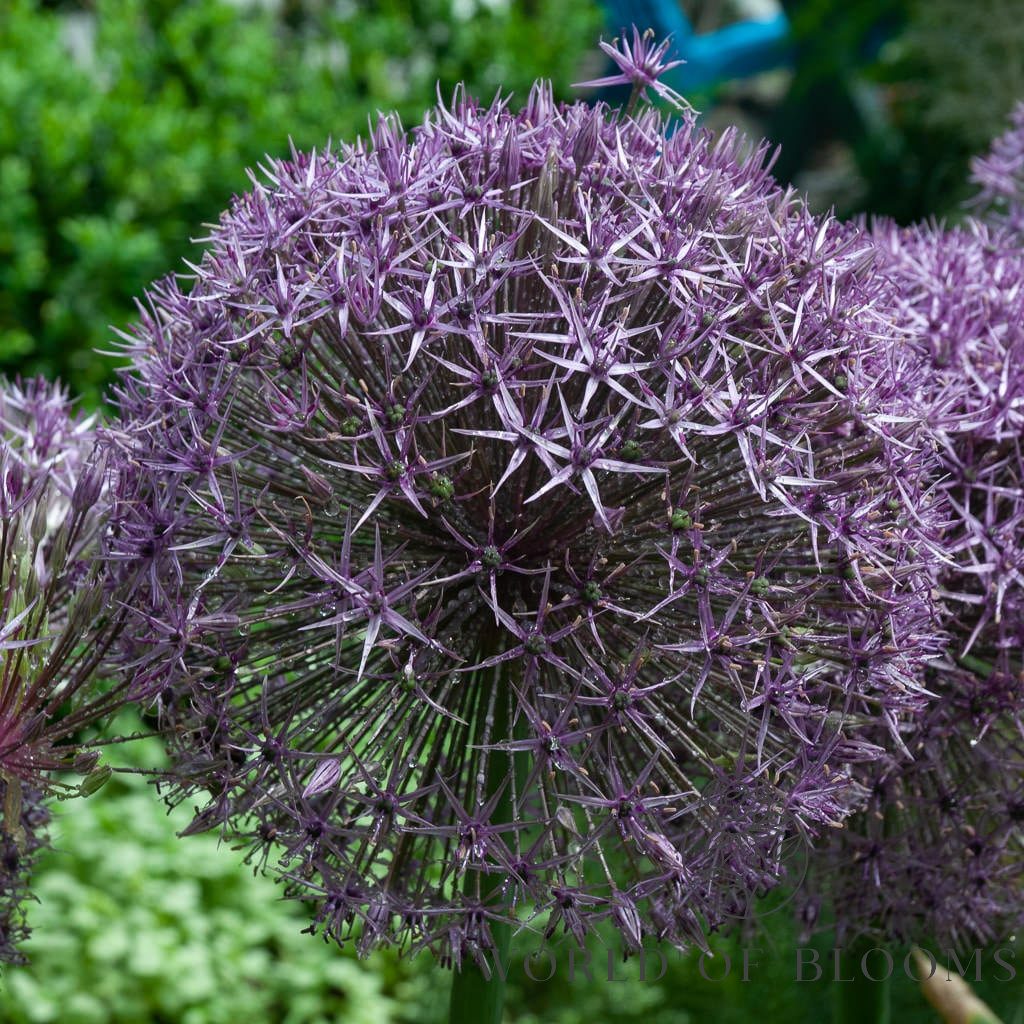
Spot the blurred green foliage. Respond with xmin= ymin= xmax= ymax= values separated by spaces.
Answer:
xmin=768 ymin=0 xmax=1024 ymax=222
xmin=869 ymin=0 xmax=1024 ymax=221
xmin=0 ymin=0 xmax=602 ymax=407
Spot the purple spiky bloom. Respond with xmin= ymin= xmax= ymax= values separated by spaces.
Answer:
xmin=971 ymin=101 xmax=1024 ymax=240
xmin=0 ymin=378 xmax=126 ymax=964
xmin=576 ymin=26 xmax=690 ymax=111
xmin=797 ymin=218 xmax=1024 ymax=949
xmin=104 ymin=41 xmax=945 ymax=966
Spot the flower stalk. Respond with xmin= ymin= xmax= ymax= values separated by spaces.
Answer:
xmin=833 ymin=938 xmax=891 ymax=1024
xmin=448 ymin=657 xmax=518 ymax=1024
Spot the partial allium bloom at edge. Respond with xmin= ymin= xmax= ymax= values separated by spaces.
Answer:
xmin=797 ymin=219 xmax=1024 ymax=950
xmin=1 ymin=379 xmax=125 ymax=964
xmin=104 ymin=55 xmax=945 ymax=964
xmin=971 ymin=101 xmax=1024 ymax=240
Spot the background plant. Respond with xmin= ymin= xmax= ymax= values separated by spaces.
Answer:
xmin=971 ymin=101 xmax=1024 ymax=239
xmin=873 ymin=0 xmax=1024 ymax=221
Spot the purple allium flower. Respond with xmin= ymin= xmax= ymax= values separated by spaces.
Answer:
xmin=576 ymin=27 xmax=690 ymax=112
xmin=0 ymin=378 xmax=127 ymax=964
xmin=797 ymin=218 xmax=1024 ymax=949
xmin=105 ymin=45 xmax=945 ymax=965
xmin=971 ymin=101 xmax=1024 ymax=240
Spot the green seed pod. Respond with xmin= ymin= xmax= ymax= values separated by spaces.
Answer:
xmin=669 ymin=509 xmax=692 ymax=531
xmin=429 ymin=474 xmax=455 ymax=501
xmin=78 ymin=765 xmax=112 ymax=798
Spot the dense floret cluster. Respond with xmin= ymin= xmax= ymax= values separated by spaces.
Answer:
xmin=102 ymin=41 xmax=947 ymax=963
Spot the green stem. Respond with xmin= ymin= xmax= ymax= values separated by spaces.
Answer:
xmin=957 ymin=652 xmax=995 ymax=677
xmin=448 ymin=664 xmax=519 ymax=1024
xmin=833 ymin=938 xmax=891 ymax=1024
xmin=448 ymin=917 xmax=512 ymax=1024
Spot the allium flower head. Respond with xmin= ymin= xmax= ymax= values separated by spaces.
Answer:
xmin=106 ymin=46 xmax=944 ymax=964
xmin=797 ymin=218 xmax=1024 ymax=949
xmin=1 ymin=378 xmax=125 ymax=964
xmin=0 ymin=783 xmax=49 ymax=967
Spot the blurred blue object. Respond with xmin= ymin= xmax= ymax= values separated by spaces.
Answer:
xmin=599 ymin=0 xmax=793 ymax=91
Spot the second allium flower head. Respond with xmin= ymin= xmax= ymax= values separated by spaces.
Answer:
xmin=1 ymin=379 xmax=122 ymax=963
xmin=106 ymin=35 xmax=944 ymax=961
